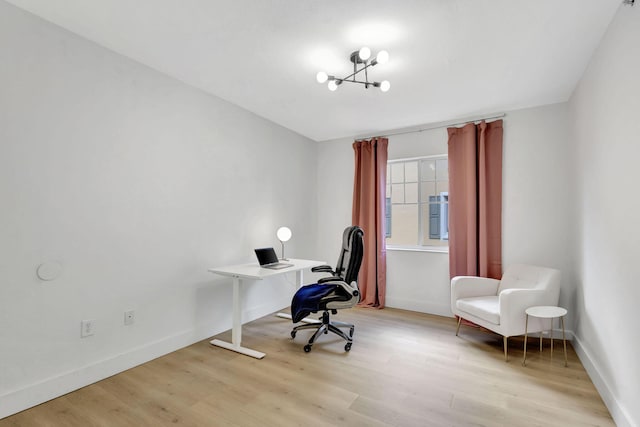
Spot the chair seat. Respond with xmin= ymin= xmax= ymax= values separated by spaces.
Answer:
xmin=456 ymin=296 xmax=500 ymax=325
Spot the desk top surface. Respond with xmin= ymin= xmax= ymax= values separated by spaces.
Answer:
xmin=208 ymin=258 xmax=326 ymax=280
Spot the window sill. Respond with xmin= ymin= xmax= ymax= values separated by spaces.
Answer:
xmin=386 ymin=245 xmax=449 ymax=254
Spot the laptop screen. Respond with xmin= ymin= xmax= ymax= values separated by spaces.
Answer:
xmin=254 ymin=247 xmax=279 ymax=265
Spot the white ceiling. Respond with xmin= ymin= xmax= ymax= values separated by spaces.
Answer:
xmin=5 ymin=0 xmax=621 ymax=141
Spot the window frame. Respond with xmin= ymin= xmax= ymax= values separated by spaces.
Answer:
xmin=385 ymin=154 xmax=449 ymax=253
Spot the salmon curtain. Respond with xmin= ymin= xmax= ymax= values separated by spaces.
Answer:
xmin=352 ymin=137 xmax=388 ymax=308
xmin=448 ymin=120 xmax=503 ymax=280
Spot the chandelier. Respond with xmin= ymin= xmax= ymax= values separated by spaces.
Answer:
xmin=316 ymin=47 xmax=390 ymax=92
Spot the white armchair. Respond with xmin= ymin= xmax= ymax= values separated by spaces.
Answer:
xmin=451 ymin=264 xmax=561 ymax=361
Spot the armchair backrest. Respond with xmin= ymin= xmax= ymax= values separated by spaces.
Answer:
xmin=334 ymin=226 xmax=364 ymax=285
xmin=498 ymin=264 xmax=561 ymax=302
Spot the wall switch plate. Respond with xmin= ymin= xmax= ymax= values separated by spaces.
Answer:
xmin=81 ymin=319 xmax=95 ymax=338
xmin=124 ymin=310 xmax=135 ymax=326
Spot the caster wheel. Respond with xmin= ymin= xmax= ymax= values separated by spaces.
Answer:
xmin=303 ymin=345 xmax=312 ymax=353
xmin=291 ymin=331 xmax=296 ymax=339
xmin=345 ymin=343 xmax=352 ymax=352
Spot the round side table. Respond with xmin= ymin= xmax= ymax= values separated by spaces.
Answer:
xmin=522 ymin=306 xmax=568 ymax=367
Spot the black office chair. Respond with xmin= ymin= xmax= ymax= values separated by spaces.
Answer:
xmin=290 ymin=226 xmax=364 ymax=352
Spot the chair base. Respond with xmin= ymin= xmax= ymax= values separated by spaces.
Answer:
xmin=291 ymin=310 xmax=354 ymax=352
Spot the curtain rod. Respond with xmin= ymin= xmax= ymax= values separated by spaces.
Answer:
xmin=356 ymin=112 xmax=506 ymax=140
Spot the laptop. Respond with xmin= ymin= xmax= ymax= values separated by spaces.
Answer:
xmin=254 ymin=247 xmax=293 ymax=269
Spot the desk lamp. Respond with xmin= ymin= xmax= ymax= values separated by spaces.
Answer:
xmin=276 ymin=226 xmax=292 ymax=260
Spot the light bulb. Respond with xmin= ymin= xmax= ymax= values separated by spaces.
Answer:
xmin=276 ymin=226 xmax=292 ymax=242
xmin=316 ymin=71 xmax=328 ymax=84
xmin=376 ymin=50 xmax=389 ymax=65
xmin=380 ymin=80 xmax=391 ymax=92
xmin=358 ymin=46 xmax=371 ymax=61
xmin=328 ymin=80 xmax=338 ymax=91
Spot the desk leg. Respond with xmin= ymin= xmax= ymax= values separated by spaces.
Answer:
xmin=276 ymin=269 xmax=318 ymax=324
xmin=231 ymin=277 xmax=241 ymax=345
xmin=210 ymin=277 xmax=266 ymax=359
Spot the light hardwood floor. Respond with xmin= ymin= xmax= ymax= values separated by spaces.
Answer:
xmin=1 ymin=308 xmax=614 ymax=426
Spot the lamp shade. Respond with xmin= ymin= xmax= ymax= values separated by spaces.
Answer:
xmin=376 ymin=50 xmax=389 ymax=65
xmin=316 ymin=71 xmax=328 ymax=83
xmin=358 ymin=46 xmax=371 ymax=61
xmin=276 ymin=226 xmax=292 ymax=242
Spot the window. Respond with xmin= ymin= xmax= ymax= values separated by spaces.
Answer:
xmin=385 ymin=155 xmax=449 ymax=249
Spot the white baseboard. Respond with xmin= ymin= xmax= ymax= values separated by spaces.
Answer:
xmin=572 ymin=334 xmax=637 ymax=427
xmin=385 ymin=297 xmax=453 ymax=318
xmin=0 ymin=326 xmax=215 ymax=419
xmin=0 ymin=299 xmax=287 ymax=420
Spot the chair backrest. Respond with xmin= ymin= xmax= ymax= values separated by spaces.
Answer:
xmin=334 ymin=226 xmax=364 ymax=285
xmin=498 ymin=264 xmax=561 ymax=301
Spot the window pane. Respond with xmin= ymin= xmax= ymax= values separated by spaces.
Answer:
xmin=436 ymin=159 xmax=448 ymax=181
xmin=420 ymin=160 xmax=436 ymax=181
xmin=391 ymin=184 xmax=404 ymax=203
xmin=420 ymin=181 xmax=437 ymax=203
xmin=386 ymin=204 xmax=418 ymax=246
xmin=420 ymin=204 xmax=449 ymax=247
xmin=405 ymin=183 xmax=418 ymax=203
xmin=391 ymin=163 xmax=404 ymax=184
xmin=405 ymin=161 xmax=418 ymax=182
xmin=436 ymin=181 xmax=449 ymax=194
xmin=386 ymin=164 xmax=391 ymax=184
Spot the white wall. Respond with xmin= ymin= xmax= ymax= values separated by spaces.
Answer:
xmin=317 ymin=104 xmax=574 ymax=321
xmin=0 ymin=2 xmax=318 ymax=417
xmin=569 ymin=4 xmax=640 ymax=427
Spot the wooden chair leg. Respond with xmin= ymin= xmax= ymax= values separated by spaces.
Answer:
xmin=455 ymin=316 xmax=462 ymax=336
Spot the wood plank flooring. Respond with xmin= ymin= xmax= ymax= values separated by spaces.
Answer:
xmin=1 ymin=308 xmax=615 ymax=426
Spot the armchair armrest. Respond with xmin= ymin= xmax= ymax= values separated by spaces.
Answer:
xmin=451 ymin=276 xmax=500 ymax=300
xmin=499 ymin=288 xmax=548 ymax=333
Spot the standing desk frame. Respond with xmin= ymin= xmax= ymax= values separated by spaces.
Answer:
xmin=208 ymin=258 xmax=324 ymax=359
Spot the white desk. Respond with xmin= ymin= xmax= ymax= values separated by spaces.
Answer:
xmin=208 ymin=258 xmax=325 ymax=359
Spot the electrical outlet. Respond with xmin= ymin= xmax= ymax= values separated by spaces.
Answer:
xmin=124 ymin=310 xmax=135 ymax=326
xmin=81 ymin=319 xmax=95 ymax=338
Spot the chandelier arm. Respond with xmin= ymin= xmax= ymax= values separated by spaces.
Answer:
xmin=339 ymin=62 xmax=376 ymax=82
xmin=338 ymin=80 xmax=381 ymax=86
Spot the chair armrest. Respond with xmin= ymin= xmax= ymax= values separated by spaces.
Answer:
xmin=499 ymin=288 xmax=549 ymax=326
xmin=451 ymin=276 xmax=500 ymax=300
xmin=320 ymin=279 xmax=359 ymax=298
xmin=312 ymin=265 xmax=335 ymax=274
xmin=318 ymin=275 xmax=343 ymax=284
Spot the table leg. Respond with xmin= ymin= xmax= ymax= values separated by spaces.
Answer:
xmin=522 ymin=314 xmax=529 ymax=366
xmin=561 ymin=316 xmax=568 ymax=367
xmin=540 ymin=330 xmax=542 ymax=352
xmin=231 ymin=277 xmax=241 ymax=345
xmin=550 ymin=318 xmax=554 ymax=359
xmin=210 ymin=276 xmax=266 ymax=359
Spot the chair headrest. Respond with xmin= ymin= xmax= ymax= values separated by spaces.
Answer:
xmin=342 ymin=226 xmax=360 ymax=250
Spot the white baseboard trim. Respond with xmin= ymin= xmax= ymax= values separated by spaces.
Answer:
xmin=0 ymin=326 xmax=216 ymax=419
xmin=572 ymin=334 xmax=636 ymax=427
xmin=0 ymin=299 xmax=288 ymax=420
xmin=385 ymin=297 xmax=453 ymax=318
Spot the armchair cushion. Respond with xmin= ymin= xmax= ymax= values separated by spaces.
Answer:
xmin=456 ymin=296 xmax=500 ymax=325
